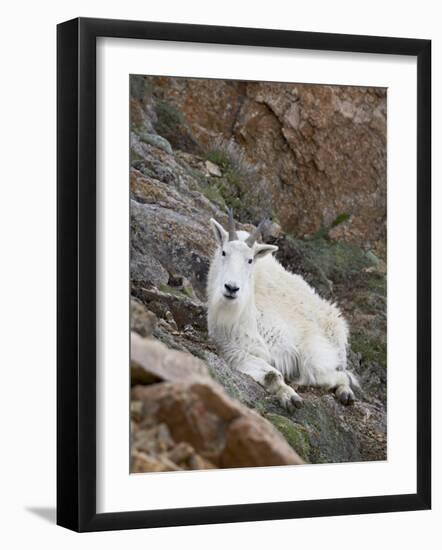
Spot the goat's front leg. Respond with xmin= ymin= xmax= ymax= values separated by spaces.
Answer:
xmin=237 ymin=357 xmax=303 ymax=411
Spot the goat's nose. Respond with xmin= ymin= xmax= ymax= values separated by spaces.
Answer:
xmin=225 ymin=283 xmax=240 ymax=294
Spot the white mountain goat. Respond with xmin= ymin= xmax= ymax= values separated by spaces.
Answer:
xmin=207 ymin=211 xmax=358 ymax=410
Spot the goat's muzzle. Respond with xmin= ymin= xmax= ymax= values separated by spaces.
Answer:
xmin=224 ymin=282 xmax=240 ymax=300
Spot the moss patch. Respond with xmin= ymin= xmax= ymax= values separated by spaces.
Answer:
xmin=266 ymin=413 xmax=311 ymax=462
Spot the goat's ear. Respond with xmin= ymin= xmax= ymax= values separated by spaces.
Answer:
xmin=210 ymin=218 xmax=228 ymax=247
xmin=254 ymin=243 xmax=278 ymax=260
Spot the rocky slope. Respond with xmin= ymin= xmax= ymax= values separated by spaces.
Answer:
xmin=130 ymin=76 xmax=387 ymax=471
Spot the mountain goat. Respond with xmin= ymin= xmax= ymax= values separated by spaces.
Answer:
xmin=207 ymin=211 xmax=358 ymax=411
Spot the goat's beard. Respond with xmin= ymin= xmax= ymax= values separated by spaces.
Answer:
xmin=209 ymin=289 xmax=248 ymax=325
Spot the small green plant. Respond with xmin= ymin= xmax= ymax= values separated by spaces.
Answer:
xmin=331 ymin=212 xmax=350 ymax=229
xmin=206 ymin=149 xmax=232 ymax=172
xmin=200 ymin=184 xmax=227 ymax=209
xmin=203 ymin=138 xmax=268 ymax=223
xmin=312 ymin=212 xmax=351 ymax=240
xmin=205 ymin=137 xmax=255 ymax=179
xmin=154 ymin=100 xmax=186 ymax=136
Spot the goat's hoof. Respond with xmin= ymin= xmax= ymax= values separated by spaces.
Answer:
xmin=280 ymin=394 xmax=303 ymax=411
xmin=290 ymin=394 xmax=303 ymax=409
xmin=336 ymin=386 xmax=355 ymax=406
xmin=277 ymin=387 xmax=303 ymax=411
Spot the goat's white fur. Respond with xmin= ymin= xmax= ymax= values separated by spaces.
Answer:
xmin=207 ymin=218 xmax=358 ymax=410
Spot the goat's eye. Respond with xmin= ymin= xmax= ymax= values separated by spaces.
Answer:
xmin=248 ymin=259 xmax=253 ymax=264
xmin=222 ymin=250 xmax=226 ymax=257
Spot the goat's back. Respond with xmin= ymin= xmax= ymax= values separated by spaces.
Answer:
xmin=254 ymin=254 xmax=342 ymax=334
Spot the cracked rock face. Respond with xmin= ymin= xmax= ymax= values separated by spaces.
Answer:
xmin=129 ymin=75 xmax=387 ymax=470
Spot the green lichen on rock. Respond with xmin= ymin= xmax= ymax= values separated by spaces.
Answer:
xmin=266 ymin=413 xmax=311 ymax=462
xmin=139 ymin=132 xmax=173 ymax=154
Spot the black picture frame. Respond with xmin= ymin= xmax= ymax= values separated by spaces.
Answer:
xmin=57 ymin=17 xmax=431 ymax=532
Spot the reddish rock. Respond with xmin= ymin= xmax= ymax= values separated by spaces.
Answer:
xmin=131 ymin=450 xmax=180 ymax=473
xmin=221 ymin=414 xmax=302 ymax=468
xmin=131 ymin=331 xmax=209 ymax=385
xmin=131 ymin=333 xmax=303 ymax=469
xmin=148 ymin=77 xmax=386 ymax=256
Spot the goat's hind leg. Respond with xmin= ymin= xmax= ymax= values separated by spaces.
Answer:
xmin=306 ymin=334 xmax=357 ymax=405
xmin=237 ymin=358 xmax=303 ymax=411
xmin=310 ymin=367 xmax=356 ymax=405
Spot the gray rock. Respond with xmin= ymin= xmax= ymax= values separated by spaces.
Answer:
xmin=130 ymin=250 xmax=169 ymax=290
xmin=130 ymin=197 xmax=213 ymax=300
xmin=139 ymin=132 xmax=173 ymax=154
xmin=205 ymin=160 xmax=222 ymax=177
xmin=131 ymin=297 xmax=157 ymax=337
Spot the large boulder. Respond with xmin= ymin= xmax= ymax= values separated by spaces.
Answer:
xmin=131 ymin=332 xmax=303 ymax=471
